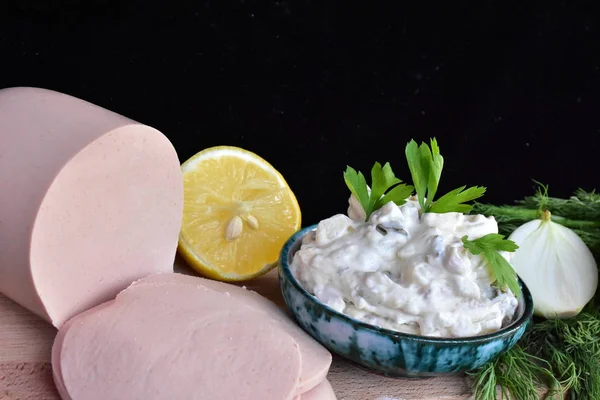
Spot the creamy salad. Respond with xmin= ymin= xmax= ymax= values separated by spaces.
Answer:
xmin=290 ymin=196 xmax=519 ymax=338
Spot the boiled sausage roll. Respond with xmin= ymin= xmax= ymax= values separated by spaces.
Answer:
xmin=0 ymin=87 xmax=183 ymax=328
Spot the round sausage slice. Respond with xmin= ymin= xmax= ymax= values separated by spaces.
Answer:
xmin=52 ymin=282 xmax=302 ymax=400
xmin=299 ymin=379 xmax=337 ymax=400
xmin=128 ymin=272 xmax=332 ymax=395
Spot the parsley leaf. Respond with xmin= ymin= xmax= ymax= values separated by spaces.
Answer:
xmin=344 ymin=162 xmax=414 ymax=220
xmin=406 ymin=138 xmax=485 ymax=214
xmin=375 ymin=183 xmax=415 ymax=210
xmin=405 ymin=138 xmax=444 ymax=210
xmin=429 ymin=185 xmax=487 ymax=214
xmin=344 ymin=166 xmax=370 ymax=216
xmin=405 ymin=140 xmax=430 ymax=209
xmin=369 ymin=162 xmax=401 ymax=211
xmin=462 ymin=234 xmax=522 ymax=297
xmin=425 ymin=138 xmax=444 ymax=211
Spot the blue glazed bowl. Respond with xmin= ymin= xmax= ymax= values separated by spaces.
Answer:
xmin=279 ymin=225 xmax=534 ymax=378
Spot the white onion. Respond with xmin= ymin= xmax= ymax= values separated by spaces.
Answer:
xmin=508 ymin=211 xmax=598 ymax=318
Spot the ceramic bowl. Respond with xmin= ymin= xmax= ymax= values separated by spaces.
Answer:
xmin=278 ymin=225 xmax=534 ymax=378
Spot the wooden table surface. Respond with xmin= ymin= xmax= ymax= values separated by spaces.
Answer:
xmin=0 ymin=258 xmax=476 ymax=400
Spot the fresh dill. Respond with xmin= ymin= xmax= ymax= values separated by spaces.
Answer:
xmin=522 ymin=309 xmax=600 ymax=400
xmin=472 ymin=184 xmax=600 ymax=257
xmin=469 ymin=345 xmax=562 ymax=400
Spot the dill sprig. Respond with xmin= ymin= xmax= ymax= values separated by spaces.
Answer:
xmin=470 ymin=183 xmax=600 ymax=399
xmin=522 ymin=309 xmax=600 ymax=400
xmin=469 ymin=345 xmax=562 ymax=400
xmin=472 ymin=184 xmax=600 ymax=258
xmin=518 ymin=186 xmax=600 ymax=222
xmin=469 ymin=311 xmax=600 ymax=400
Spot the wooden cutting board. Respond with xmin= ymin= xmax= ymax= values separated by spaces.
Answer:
xmin=0 ymin=258 xmax=476 ymax=400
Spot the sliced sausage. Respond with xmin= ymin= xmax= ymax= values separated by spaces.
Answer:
xmin=299 ymin=379 xmax=337 ymax=400
xmin=53 ymin=282 xmax=302 ymax=400
xmin=128 ymin=272 xmax=332 ymax=395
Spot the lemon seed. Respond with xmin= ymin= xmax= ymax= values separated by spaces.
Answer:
xmin=246 ymin=215 xmax=259 ymax=229
xmin=225 ymin=216 xmax=243 ymax=241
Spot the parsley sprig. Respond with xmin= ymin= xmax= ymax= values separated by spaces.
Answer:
xmin=405 ymin=138 xmax=486 ymax=213
xmin=462 ymin=234 xmax=521 ymax=296
xmin=344 ymin=162 xmax=414 ymax=220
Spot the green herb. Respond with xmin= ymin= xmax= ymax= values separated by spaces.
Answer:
xmin=430 ymin=186 xmax=489 ymax=214
xmin=461 ymin=234 xmax=521 ymax=297
xmin=405 ymin=138 xmax=486 ymax=213
xmin=344 ymin=138 xmax=486 ymax=218
xmin=343 ymin=162 xmax=414 ymax=220
xmin=405 ymin=138 xmax=444 ymax=210
xmin=471 ymin=204 xmax=600 ymax=232
xmin=469 ymin=345 xmax=563 ymax=400
xmin=522 ymin=309 xmax=600 ymax=400
xmin=473 ymin=184 xmax=600 ymax=238
xmin=471 ymin=184 xmax=600 ymax=400
xmin=520 ymin=184 xmax=600 ymax=222
xmin=477 ymin=308 xmax=600 ymax=400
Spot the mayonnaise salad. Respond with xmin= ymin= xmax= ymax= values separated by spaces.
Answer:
xmin=290 ymin=197 xmax=519 ymax=338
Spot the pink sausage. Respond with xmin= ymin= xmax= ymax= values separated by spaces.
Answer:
xmin=299 ymin=379 xmax=337 ymax=400
xmin=129 ymin=272 xmax=333 ymax=395
xmin=0 ymin=87 xmax=183 ymax=328
xmin=52 ymin=280 xmax=302 ymax=400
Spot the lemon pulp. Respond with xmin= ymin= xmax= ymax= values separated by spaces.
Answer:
xmin=178 ymin=146 xmax=301 ymax=281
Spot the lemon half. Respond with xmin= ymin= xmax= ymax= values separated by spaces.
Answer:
xmin=178 ymin=146 xmax=301 ymax=281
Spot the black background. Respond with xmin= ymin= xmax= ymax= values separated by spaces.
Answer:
xmin=1 ymin=1 xmax=599 ymax=225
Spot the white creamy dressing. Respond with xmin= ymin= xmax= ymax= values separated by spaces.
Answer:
xmin=290 ymin=197 xmax=519 ymax=338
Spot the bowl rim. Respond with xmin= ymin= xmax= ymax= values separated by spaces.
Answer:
xmin=279 ymin=224 xmax=534 ymax=344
